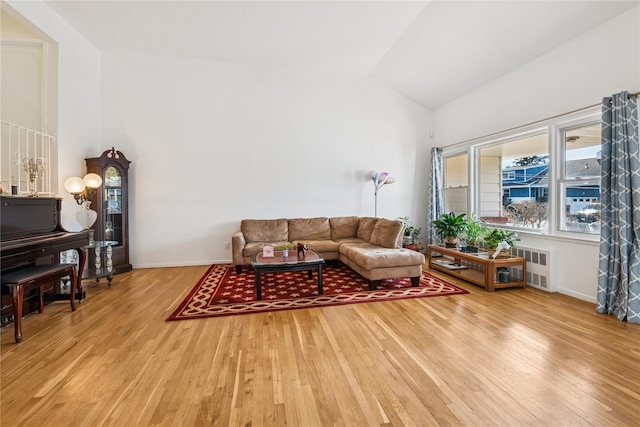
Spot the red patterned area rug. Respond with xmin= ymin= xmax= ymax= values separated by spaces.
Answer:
xmin=166 ymin=263 xmax=468 ymax=321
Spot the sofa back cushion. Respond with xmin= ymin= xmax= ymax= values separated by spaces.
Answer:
xmin=288 ymin=217 xmax=331 ymax=241
xmin=356 ymin=217 xmax=378 ymax=241
xmin=369 ymin=218 xmax=404 ymax=249
xmin=330 ymin=216 xmax=359 ymax=239
xmin=241 ymin=219 xmax=288 ymax=242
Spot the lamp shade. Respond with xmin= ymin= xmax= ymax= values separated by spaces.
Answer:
xmin=371 ymin=170 xmax=394 ymax=217
xmin=372 ymin=171 xmax=394 ymax=193
xmin=64 ymin=177 xmax=86 ymax=194
xmin=83 ymin=173 xmax=102 ymax=189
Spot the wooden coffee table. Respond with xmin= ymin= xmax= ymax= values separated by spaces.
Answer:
xmin=427 ymin=244 xmax=526 ymax=291
xmin=251 ymin=250 xmax=325 ymax=300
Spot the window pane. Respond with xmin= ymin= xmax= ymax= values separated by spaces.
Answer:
xmin=564 ymin=185 xmax=601 ymax=233
xmin=565 ymin=124 xmax=601 ymax=178
xmin=444 ymin=154 xmax=467 ymax=214
xmin=562 ymin=123 xmax=601 ymax=233
xmin=480 ymin=133 xmax=549 ymax=229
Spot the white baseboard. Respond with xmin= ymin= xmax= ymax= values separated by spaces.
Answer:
xmin=557 ymin=287 xmax=597 ymax=304
xmin=131 ymin=259 xmax=232 ymax=269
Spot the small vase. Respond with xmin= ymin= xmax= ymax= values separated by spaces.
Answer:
xmin=28 ymin=176 xmax=38 ymax=196
xmin=282 ymin=249 xmax=289 ymax=258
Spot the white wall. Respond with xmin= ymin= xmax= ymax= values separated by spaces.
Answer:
xmin=522 ymin=235 xmax=600 ymax=302
xmin=5 ymin=0 xmax=101 ymax=231
xmin=434 ymin=7 xmax=640 ymax=144
xmin=433 ymin=6 xmax=640 ymax=303
xmin=100 ymin=53 xmax=431 ymax=267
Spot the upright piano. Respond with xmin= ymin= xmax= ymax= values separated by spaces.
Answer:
xmin=1 ymin=196 xmax=89 ymax=323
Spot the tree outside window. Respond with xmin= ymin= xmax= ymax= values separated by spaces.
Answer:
xmin=479 ymin=132 xmax=549 ymax=230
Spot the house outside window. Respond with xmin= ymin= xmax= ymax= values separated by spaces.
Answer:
xmin=560 ymin=123 xmax=602 ymax=234
xmin=478 ymin=132 xmax=549 ymax=230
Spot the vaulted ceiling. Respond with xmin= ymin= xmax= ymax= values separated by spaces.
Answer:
xmin=44 ymin=0 xmax=638 ymax=110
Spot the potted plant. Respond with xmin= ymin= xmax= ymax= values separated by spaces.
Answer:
xmin=482 ymin=227 xmax=520 ymax=257
xmin=461 ymin=214 xmax=484 ymax=252
xmin=398 ymin=216 xmax=415 ymax=248
xmin=412 ymin=227 xmax=423 ymax=251
xmin=432 ymin=212 xmax=466 ymax=247
xmin=276 ymin=242 xmax=296 ymax=257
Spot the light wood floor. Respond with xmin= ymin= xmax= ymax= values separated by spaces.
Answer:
xmin=2 ymin=264 xmax=640 ymax=426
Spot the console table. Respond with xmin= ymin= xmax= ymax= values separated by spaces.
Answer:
xmin=83 ymin=240 xmax=119 ymax=286
xmin=427 ymin=245 xmax=526 ymax=291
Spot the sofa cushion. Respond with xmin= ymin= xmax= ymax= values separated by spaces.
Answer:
xmin=340 ymin=243 xmax=425 ymax=269
xmin=293 ymin=239 xmax=340 ymax=254
xmin=288 ymin=217 xmax=331 ymax=241
xmin=330 ymin=216 xmax=359 ymax=239
xmin=370 ymin=218 xmax=404 ymax=249
xmin=241 ymin=219 xmax=288 ymax=243
xmin=356 ymin=217 xmax=378 ymax=241
xmin=333 ymin=237 xmax=367 ymax=245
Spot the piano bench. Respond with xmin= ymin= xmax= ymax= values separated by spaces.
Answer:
xmin=1 ymin=263 xmax=77 ymax=343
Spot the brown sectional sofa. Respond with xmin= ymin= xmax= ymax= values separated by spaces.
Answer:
xmin=232 ymin=216 xmax=425 ymax=288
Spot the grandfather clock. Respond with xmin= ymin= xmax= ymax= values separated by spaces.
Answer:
xmin=85 ymin=147 xmax=132 ymax=275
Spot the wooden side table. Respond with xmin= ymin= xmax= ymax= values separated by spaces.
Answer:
xmin=427 ymin=244 xmax=526 ymax=291
xmin=83 ymin=240 xmax=119 ymax=286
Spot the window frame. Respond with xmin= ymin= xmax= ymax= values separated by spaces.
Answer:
xmin=502 ymin=171 xmax=516 ymax=180
xmin=470 ymin=126 xmax=549 ymax=231
xmin=443 ymin=152 xmax=469 ymax=215
xmin=555 ymin=112 xmax=602 ymax=235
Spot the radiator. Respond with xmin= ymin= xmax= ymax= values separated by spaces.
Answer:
xmin=510 ymin=245 xmax=552 ymax=291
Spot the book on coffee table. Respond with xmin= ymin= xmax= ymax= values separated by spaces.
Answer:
xmin=433 ymin=260 xmax=468 ymax=270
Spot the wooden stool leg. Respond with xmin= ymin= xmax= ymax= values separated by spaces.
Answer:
xmin=70 ymin=267 xmax=77 ymax=311
xmin=11 ymin=285 xmax=24 ymax=343
xmin=38 ymin=285 xmax=45 ymax=313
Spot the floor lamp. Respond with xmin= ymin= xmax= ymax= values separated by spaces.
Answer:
xmin=372 ymin=171 xmax=395 ymax=217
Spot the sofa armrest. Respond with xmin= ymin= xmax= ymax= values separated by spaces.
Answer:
xmin=232 ymin=231 xmax=246 ymax=266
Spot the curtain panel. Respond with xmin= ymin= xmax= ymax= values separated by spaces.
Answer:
xmin=596 ymin=91 xmax=640 ymax=323
xmin=427 ymin=147 xmax=444 ymax=244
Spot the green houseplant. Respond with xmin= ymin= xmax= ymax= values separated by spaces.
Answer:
xmin=275 ymin=242 xmax=296 ymax=250
xmin=275 ymin=242 xmax=296 ymax=256
xmin=461 ymin=214 xmax=484 ymax=252
xmin=398 ymin=216 xmax=414 ymax=238
xmin=398 ymin=216 xmax=422 ymax=249
xmin=432 ymin=212 xmax=466 ymax=247
xmin=482 ymin=227 xmax=520 ymax=256
xmin=412 ymin=227 xmax=423 ymax=251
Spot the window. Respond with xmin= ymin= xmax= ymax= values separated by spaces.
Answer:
xmin=560 ymin=123 xmax=602 ymax=234
xmin=441 ymin=106 xmax=601 ymax=238
xmin=443 ymin=153 xmax=467 ymax=214
xmin=502 ymin=171 xmax=516 ymax=180
xmin=478 ymin=132 xmax=549 ymax=230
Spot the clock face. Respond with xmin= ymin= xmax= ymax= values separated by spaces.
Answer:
xmin=104 ymin=166 xmax=122 ymax=187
